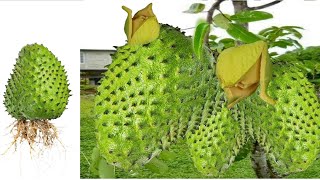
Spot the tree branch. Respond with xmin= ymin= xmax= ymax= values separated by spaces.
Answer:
xmin=206 ymin=0 xmax=226 ymax=24
xmin=205 ymin=0 xmax=226 ymax=44
xmin=251 ymin=141 xmax=281 ymax=178
xmin=247 ymin=0 xmax=283 ymax=10
xmin=232 ymin=0 xmax=249 ymax=29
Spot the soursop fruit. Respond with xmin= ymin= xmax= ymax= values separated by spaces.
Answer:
xmin=275 ymin=46 xmax=320 ymax=80
xmin=95 ymin=24 xmax=229 ymax=170
xmin=186 ymin=81 xmax=247 ymax=177
xmin=242 ymin=62 xmax=320 ymax=175
xmin=4 ymin=43 xmax=70 ymax=120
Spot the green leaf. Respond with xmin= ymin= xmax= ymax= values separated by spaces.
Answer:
xmin=281 ymin=25 xmax=304 ymax=30
xmin=195 ymin=18 xmax=207 ymax=26
xmin=193 ymin=22 xmax=210 ymax=59
xmin=98 ymin=159 xmax=115 ymax=178
xmin=90 ymin=147 xmax=101 ymax=176
xmin=213 ymin=13 xmax=231 ymax=29
xmin=226 ymin=23 xmax=261 ymax=43
xmin=209 ymin=42 xmax=224 ymax=53
xmin=145 ymin=157 xmax=169 ymax=174
xmin=183 ymin=3 xmax=205 ymax=14
xmin=258 ymin=26 xmax=278 ymax=36
xmin=235 ymin=140 xmax=252 ymax=162
xmin=219 ymin=38 xmax=236 ymax=48
xmin=230 ymin=10 xmax=273 ymax=23
xmin=282 ymin=27 xmax=303 ymax=39
xmin=209 ymin=35 xmax=218 ymax=41
xmin=309 ymin=78 xmax=320 ymax=84
xmin=158 ymin=150 xmax=177 ymax=161
xmin=259 ymin=25 xmax=304 ymax=45
xmin=290 ymin=39 xmax=303 ymax=49
xmin=91 ymin=147 xmax=100 ymax=163
xmin=270 ymin=39 xmax=293 ymax=48
xmin=269 ymin=52 xmax=279 ymax=57
xmin=269 ymin=38 xmax=303 ymax=49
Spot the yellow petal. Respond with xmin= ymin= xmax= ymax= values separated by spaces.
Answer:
xmin=259 ymin=42 xmax=276 ymax=105
xmin=225 ymin=83 xmax=259 ymax=108
xmin=132 ymin=3 xmax=156 ymax=34
xmin=122 ymin=3 xmax=160 ymax=45
xmin=225 ymin=59 xmax=260 ymax=108
xmin=217 ymin=41 xmax=265 ymax=88
xmin=130 ymin=16 xmax=160 ymax=45
xmin=122 ymin=6 xmax=133 ymax=42
xmin=216 ymin=41 xmax=276 ymax=108
xmin=133 ymin=3 xmax=156 ymax=19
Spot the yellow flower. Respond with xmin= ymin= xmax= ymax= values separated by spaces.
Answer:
xmin=122 ymin=3 xmax=160 ymax=45
xmin=216 ymin=41 xmax=276 ymax=108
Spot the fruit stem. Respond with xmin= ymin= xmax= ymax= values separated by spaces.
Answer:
xmin=251 ymin=141 xmax=280 ymax=178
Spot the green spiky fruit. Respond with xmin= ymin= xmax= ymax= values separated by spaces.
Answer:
xmin=186 ymin=81 xmax=247 ymax=177
xmin=95 ymin=24 xmax=219 ymax=170
xmin=243 ymin=62 xmax=320 ymax=175
xmin=4 ymin=43 xmax=70 ymax=120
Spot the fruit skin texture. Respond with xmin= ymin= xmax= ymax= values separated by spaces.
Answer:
xmin=4 ymin=43 xmax=70 ymax=120
xmin=95 ymin=24 xmax=220 ymax=170
xmin=186 ymin=80 xmax=247 ymax=177
xmin=242 ymin=62 xmax=320 ymax=175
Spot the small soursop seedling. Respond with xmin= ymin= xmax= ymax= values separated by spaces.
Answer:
xmin=4 ymin=43 xmax=71 ymax=149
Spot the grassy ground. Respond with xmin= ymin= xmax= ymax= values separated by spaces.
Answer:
xmin=80 ymin=94 xmax=320 ymax=178
xmin=80 ymin=95 xmax=99 ymax=178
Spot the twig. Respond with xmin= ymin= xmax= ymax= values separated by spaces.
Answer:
xmin=217 ymin=8 xmax=232 ymax=22
xmin=205 ymin=0 xmax=226 ymax=43
xmin=247 ymin=0 xmax=283 ymax=10
xmin=181 ymin=27 xmax=196 ymax=31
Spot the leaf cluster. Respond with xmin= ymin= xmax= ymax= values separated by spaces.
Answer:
xmin=185 ymin=3 xmax=303 ymax=58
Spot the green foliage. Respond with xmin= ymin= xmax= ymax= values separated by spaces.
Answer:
xmin=213 ymin=13 xmax=231 ymax=29
xmin=80 ymin=84 xmax=97 ymax=95
xmin=210 ymin=11 xmax=269 ymax=47
xmin=275 ymin=46 xmax=320 ymax=85
xmin=234 ymin=140 xmax=253 ymax=162
xmin=288 ymin=160 xmax=320 ymax=178
xmin=230 ymin=10 xmax=273 ymax=23
xmin=209 ymin=38 xmax=236 ymax=52
xmin=226 ymin=23 xmax=261 ymax=43
xmin=158 ymin=150 xmax=176 ymax=161
xmin=189 ymin=3 xmax=303 ymax=53
xmin=98 ymin=159 xmax=115 ymax=178
xmin=90 ymin=147 xmax=100 ymax=175
xmin=259 ymin=26 xmax=303 ymax=50
xmin=90 ymin=147 xmax=116 ymax=178
xmin=183 ymin=3 xmax=205 ymax=13
xmin=80 ymin=84 xmax=97 ymax=91
xmin=80 ymin=95 xmax=98 ymax=178
xmin=144 ymin=158 xmax=169 ymax=174
xmin=193 ymin=22 xmax=210 ymax=59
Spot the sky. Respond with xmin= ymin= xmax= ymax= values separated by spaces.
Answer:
xmin=79 ymin=0 xmax=320 ymax=51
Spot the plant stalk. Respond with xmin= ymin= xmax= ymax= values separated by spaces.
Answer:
xmin=251 ymin=141 xmax=280 ymax=178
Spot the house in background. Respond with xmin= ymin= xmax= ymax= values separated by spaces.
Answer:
xmin=80 ymin=49 xmax=116 ymax=85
